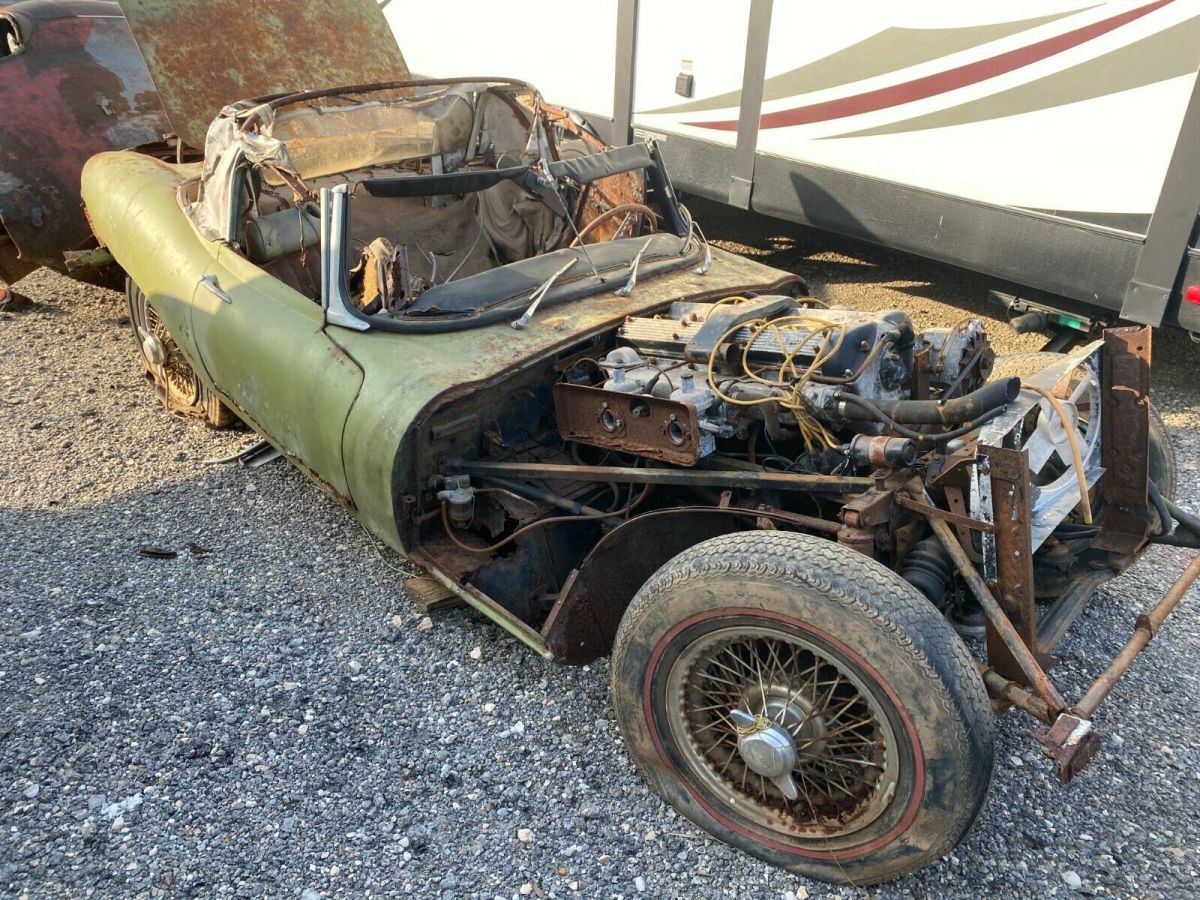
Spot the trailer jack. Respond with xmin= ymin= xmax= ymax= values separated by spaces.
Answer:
xmin=989 ymin=289 xmax=1108 ymax=352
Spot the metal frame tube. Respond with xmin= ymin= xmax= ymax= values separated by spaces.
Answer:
xmin=929 ymin=514 xmax=1067 ymax=711
xmin=1075 ymin=555 xmax=1200 ymax=716
xmin=454 ymin=459 xmax=872 ymax=494
xmin=979 ymin=667 xmax=1053 ymax=723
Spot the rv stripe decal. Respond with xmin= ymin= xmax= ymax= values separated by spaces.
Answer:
xmin=687 ymin=0 xmax=1175 ymax=131
xmin=641 ymin=7 xmax=1092 ymax=117
xmin=821 ymin=14 xmax=1200 ymax=139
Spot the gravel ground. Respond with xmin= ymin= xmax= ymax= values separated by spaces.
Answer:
xmin=2 ymin=211 xmax=1199 ymax=900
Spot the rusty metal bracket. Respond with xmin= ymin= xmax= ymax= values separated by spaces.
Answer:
xmin=1034 ymin=712 xmax=1102 ymax=784
xmin=978 ymin=445 xmax=1046 ymax=680
xmin=553 ymin=382 xmax=703 ymax=466
xmin=895 ymin=492 xmax=995 ymax=534
xmin=1094 ymin=326 xmax=1152 ymax=556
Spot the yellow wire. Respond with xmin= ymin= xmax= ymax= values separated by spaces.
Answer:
xmin=703 ymin=312 xmax=844 ymax=453
xmin=702 ymin=295 xmax=753 ymax=319
xmin=742 ymin=315 xmax=844 ymax=451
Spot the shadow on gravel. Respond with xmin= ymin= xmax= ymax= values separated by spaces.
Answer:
xmin=689 ymin=196 xmax=997 ymax=308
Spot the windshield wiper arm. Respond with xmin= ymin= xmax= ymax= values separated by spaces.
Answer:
xmin=511 ymin=258 xmax=578 ymax=330
xmin=615 ymin=237 xmax=655 ymax=297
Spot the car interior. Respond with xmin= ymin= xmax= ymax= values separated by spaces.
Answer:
xmin=198 ymin=79 xmax=705 ymax=331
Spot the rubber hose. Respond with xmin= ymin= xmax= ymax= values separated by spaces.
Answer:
xmin=837 ymin=394 xmax=1005 ymax=445
xmin=900 ymin=537 xmax=955 ymax=608
xmin=841 ymin=377 xmax=1019 ymax=425
xmin=1165 ymin=495 xmax=1200 ymax=538
xmin=1147 ymin=479 xmax=1174 ymax=537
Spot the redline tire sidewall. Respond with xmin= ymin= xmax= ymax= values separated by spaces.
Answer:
xmin=610 ymin=541 xmax=993 ymax=884
xmin=642 ymin=608 xmax=925 ymax=862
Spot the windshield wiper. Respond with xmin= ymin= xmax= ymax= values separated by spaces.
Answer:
xmin=615 ymin=237 xmax=655 ymax=297
xmin=511 ymin=258 xmax=579 ymax=330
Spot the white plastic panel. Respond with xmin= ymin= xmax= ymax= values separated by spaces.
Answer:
xmin=381 ymin=0 xmax=619 ymax=118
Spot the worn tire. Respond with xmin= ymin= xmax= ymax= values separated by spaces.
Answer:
xmin=126 ymin=279 xmax=235 ymax=428
xmin=991 ymin=351 xmax=1176 ymax=500
xmin=610 ymin=532 xmax=994 ymax=885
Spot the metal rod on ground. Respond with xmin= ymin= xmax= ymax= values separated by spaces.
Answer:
xmin=1075 ymin=555 xmax=1200 ymax=717
xmin=928 ymin=513 xmax=1068 ymax=712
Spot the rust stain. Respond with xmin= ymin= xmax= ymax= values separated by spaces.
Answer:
xmin=119 ymin=0 xmax=409 ymax=151
xmin=0 ymin=2 xmax=170 ymax=275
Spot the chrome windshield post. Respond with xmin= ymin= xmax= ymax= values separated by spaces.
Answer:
xmin=321 ymin=184 xmax=370 ymax=331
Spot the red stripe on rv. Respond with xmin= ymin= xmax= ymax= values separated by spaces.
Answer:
xmin=688 ymin=0 xmax=1175 ymax=131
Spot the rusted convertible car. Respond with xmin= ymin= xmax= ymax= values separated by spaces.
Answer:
xmin=0 ymin=0 xmax=169 ymax=308
xmin=82 ymin=78 xmax=1200 ymax=884
xmin=0 ymin=0 xmax=407 ymax=309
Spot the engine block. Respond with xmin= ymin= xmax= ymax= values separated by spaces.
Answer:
xmin=553 ymin=297 xmax=993 ymax=466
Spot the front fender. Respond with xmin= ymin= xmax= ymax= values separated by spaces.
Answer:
xmin=542 ymin=508 xmax=745 ymax=665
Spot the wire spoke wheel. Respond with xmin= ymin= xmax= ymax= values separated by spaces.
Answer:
xmin=611 ymin=532 xmax=995 ymax=884
xmin=666 ymin=625 xmax=899 ymax=840
xmin=126 ymin=278 xmax=234 ymax=428
xmin=142 ymin=301 xmax=201 ymax=407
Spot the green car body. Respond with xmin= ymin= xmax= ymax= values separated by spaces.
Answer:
xmin=80 ymin=102 xmax=795 ymax=651
xmin=78 ymin=75 xmax=1196 ymax=886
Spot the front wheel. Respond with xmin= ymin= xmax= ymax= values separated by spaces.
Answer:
xmin=610 ymin=532 xmax=994 ymax=885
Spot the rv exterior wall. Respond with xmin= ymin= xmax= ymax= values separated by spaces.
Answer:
xmin=384 ymin=0 xmax=1200 ymax=323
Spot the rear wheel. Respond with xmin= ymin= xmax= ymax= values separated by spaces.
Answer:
xmin=126 ymin=279 xmax=234 ymax=428
xmin=610 ymin=532 xmax=994 ymax=885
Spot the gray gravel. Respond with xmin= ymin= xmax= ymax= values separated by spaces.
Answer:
xmin=3 ymin=213 xmax=1200 ymax=900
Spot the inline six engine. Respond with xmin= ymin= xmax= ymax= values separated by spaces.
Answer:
xmin=553 ymin=294 xmax=995 ymax=469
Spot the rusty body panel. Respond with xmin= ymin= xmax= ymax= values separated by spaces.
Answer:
xmin=0 ymin=0 xmax=169 ymax=278
xmin=542 ymin=508 xmax=741 ymax=664
xmin=117 ymin=0 xmax=409 ymax=152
